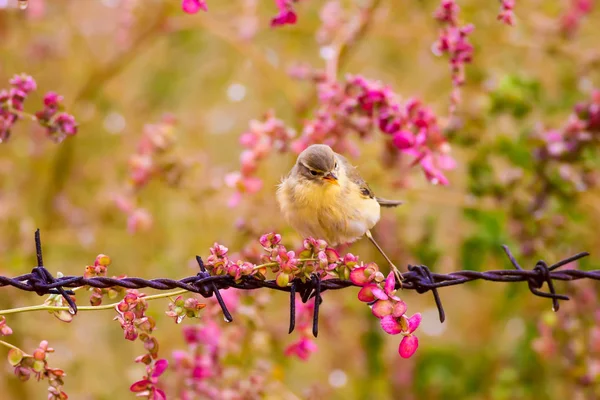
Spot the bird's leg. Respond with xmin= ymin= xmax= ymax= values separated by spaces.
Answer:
xmin=365 ymin=230 xmax=403 ymax=287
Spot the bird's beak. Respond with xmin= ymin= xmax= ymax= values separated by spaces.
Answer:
xmin=323 ymin=172 xmax=339 ymax=185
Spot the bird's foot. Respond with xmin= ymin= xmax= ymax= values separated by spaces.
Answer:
xmin=391 ymin=264 xmax=404 ymax=289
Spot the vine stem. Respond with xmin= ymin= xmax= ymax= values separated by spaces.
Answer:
xmin=0 ymin=289 xmax=189 ymax=316
xmin=5 ymin=103 xmax=37 ymax=122
xmin=0 ymin=340 xmax=30 ymax=356
xmin=252 ymin=258 xmax=318 ymax=270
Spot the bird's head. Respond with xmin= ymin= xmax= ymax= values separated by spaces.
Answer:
xmin=295 ymin=144 xmax=340 ymax=185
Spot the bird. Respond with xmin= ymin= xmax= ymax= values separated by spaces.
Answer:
xmin=276 ymin=143 xmax=404 ymax=283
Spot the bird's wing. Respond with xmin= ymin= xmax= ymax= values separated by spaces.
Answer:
xmin=336 ymin=153 xmax=404 ymax=207
xmin=335 ymin=153 xmax=375 ymax=199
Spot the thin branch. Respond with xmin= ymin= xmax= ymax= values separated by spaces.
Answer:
xmin=0 ymin=340 xmax=28 ymax=355
xmin=0 ymin=289 xmax=188 ymax=317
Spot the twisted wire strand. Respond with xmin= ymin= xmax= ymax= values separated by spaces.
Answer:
xmin=0 ymin=230 xmax=597 ymax=337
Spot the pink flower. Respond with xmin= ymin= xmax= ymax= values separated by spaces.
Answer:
xmin=259 ymin=232 xmax=282 ymax=249
xmin=271 ymin=0 xmax=298 ymax=27
xmin=54 ymin=112 xmax=78 ymax=136
xmin=372 ymin=298 xmax=407 ymax=319
xmin=303 ymin=237 xmax=328 ymax=252
xmin=343 ymin=253 xmax=360 ymax=268
xmin=153 ymin=359 xmax=168 ymax=378
xmin=9 ymin=74 xmax=37 ymax=94
xmin=209 ymin=243 xmax=229 ymax=257
xmin=271 ymin=9 xmax=297 ymax=27
xmin=0 ymin=316 xmax=12 ymax=336
xmin=43 ymin=91 xmax=63 ymax=108
xmin=380 ymin=312 xmax=422 ymax=336
xmin=127 ymin=208 xmax=153 ymax=233
xmin=276 ymin=249 xmax=299 ymax=273
xmin=399 ymin=335 xmax=419 ymax=358
xmin=357 ymin=284 xmax=379 ymax=302
xmin=224 ymin=172 xmax=263 ymax=207
xmin=392 ymin=130 xmax=415 ymax=149
xmin=371 ymin=272 xmax=400 ymax=301
xmin=284 ymin=337 xmax=317 ymax=360
xmin=182 ymin=0 xmax=208 ymax=14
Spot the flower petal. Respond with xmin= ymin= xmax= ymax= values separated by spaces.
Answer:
xmin=398 ymin=335 xmax=419 ymax=358
xmin=154 ymin=388 xmax=167 ymax=400
xmin=371 ymin=287 xmax=389 ymax=301
xmin=371 ymin=300 xmax=393 ymax=318
xmin=357 ymin=284 xmax=376 ymax=302
xmin=392 ymin=300 xmax=408 ymax=318
xmin=181 ymin=0 xmax=207 ymax=14
xmin=349 ymin=267 xmax=369 ymax=286
xmin=407 ymin=313 xmax=422 ymax=333
xmin=380 ymin=315 xmax=403 ymax=335
xmin=392 ymin=130 xmax=415 ymax=149
xmin=129 ymin=379 xmax=150 ymax=393
xmin=384 ymin=271 xmax=396 ymax=294
xmin=152 ymin=359 xmax=168 ymax=378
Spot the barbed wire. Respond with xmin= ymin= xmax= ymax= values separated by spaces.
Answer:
xmin=0 ymin=230 xmax=598 ymax=337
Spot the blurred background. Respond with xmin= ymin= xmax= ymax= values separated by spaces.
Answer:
xmin=1 ymin=0 xmax=599 ymax=398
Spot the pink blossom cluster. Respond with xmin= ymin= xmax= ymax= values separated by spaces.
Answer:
xmin=113 ymin=114 xmax=178 ymax=233
xmin=6 ymin=340 xmax=68 ymax=400
xmin=128 ymin=115 xmax=177 ymax=188
xmin=541 ymin=89 xmax=600 ymax=160
xmin=0 ymin=74 xmax=36 ymax=142
xmin=0 ymin=316 xmax=12 ymax=336
xmin=35 ymin=91 xmax=78 ymax=143
xmin=171 ymin=290 xmax=268 ymax=399
xmin=165 ymin=295 xmax=207 ymax=324
xmin=497 ymin=0 xmax=516 ymax=25
xmin=204 ymin=232 xmax=423 ymax=358
xmin=225 ymin=111 xmax=295 ymax=207
xmin=115 ymin=290 xmax=155 ymax=342
xmin=316 ymin=1 xmax=346 ymax=44
xmin=0 ymin=74 xmax=78 ymax=143
xmin=433 ymin=0 xmax=474 ymax=114
xmin=83 ymin=253 xmax=125 ymax=306
xmin=228 ymin=74 xmax=456 ymax=204
xmin=258 ymin=233 xmax=362 ymax=285
xmin=172 ymin=321 xmax=223 ymax=399
xmin=291 ymin=75 xmax=457 ymax=185
xmin=206 ymin=242 xmax=259 ymax=280
xmin=129 ymin=359 xmax=168 ymax=400
xmin=115 ymin=290 xmax=168 ymax=399
xmin=271 ymin=0 xmax=300 ymax=27
xmin=350 ymin=264 xmax=422 ymax=358
xmin=559 ymin=0 xmax=594 ymax=38
xmin=181 ymin=0 xmax=207 ymax=14
xmin=181 ymin=0 xmax=300 ymax=28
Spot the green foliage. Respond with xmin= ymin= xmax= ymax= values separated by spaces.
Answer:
xmin=489 ymin=74 xmax=542 ymax=119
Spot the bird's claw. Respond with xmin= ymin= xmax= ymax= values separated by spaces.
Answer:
xmin=391 ymin=264 xmax=404 ymax=289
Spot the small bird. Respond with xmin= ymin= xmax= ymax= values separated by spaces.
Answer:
xmin=277 ymin=144 xmax=404 ymax=282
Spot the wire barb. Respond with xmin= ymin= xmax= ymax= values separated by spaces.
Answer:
xmin=195 ymin=256 xmax=233 ymax=323
xmin=30 ymin=229 xmax=78 ymax=314
xmin=288 ymin=282 xmax=296 ymax=334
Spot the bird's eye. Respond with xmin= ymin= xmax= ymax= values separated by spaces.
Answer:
xmin=310 ymin=170 xmax=318 ymax=176
xmin=334 ymin=162 xmax=338 ymax=169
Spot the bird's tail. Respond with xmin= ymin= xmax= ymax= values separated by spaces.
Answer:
xmin=376 ymin=197 xmax=404 ymax=207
